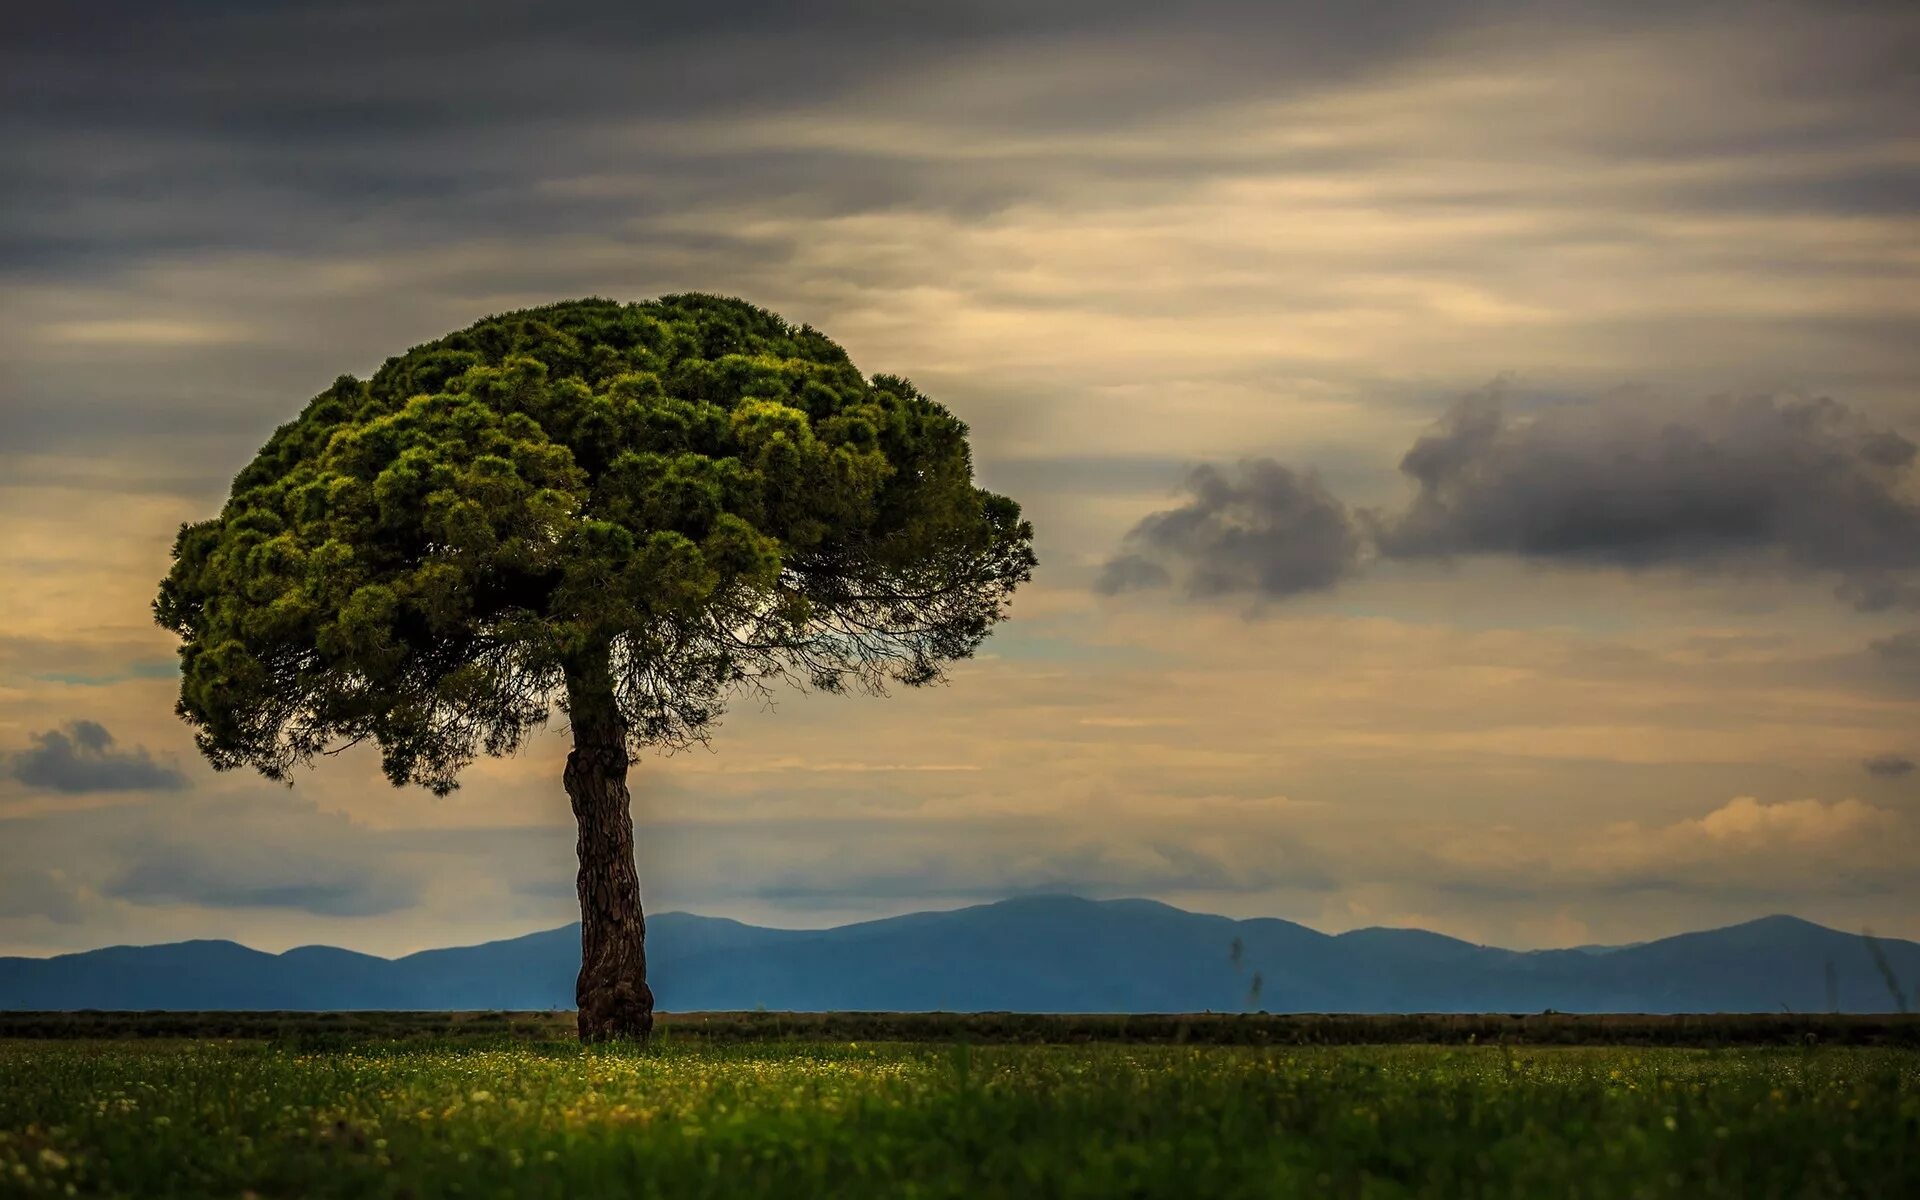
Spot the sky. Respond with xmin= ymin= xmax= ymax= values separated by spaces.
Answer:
xmin=2 ymin=0 xmax=1917 ymax=958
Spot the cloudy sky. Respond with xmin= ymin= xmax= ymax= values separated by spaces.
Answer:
xmin=3 ymin=0 xmax=1918 ymax=957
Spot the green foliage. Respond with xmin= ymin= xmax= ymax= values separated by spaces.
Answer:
xmin=155 ymin=296 xmax=1035 ymax=792
xmin=1 ymin=1040 xmax=1914 ymax=1198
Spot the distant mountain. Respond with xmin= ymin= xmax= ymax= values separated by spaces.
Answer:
xmin=3 ymin=897 xmax=1916 ymax=1013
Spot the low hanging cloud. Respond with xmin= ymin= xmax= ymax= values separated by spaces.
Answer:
xmin=1424 ymin=794 xmax=1912 ymax=909
xmin=0 ymin=792 xmax=424 ymax=927
xmin=1095 ymin=461 xmax=1363 ymax=600
xmin=107 ymin=839 xmax=417 ymax=918
xmin=1104 ymin=390 xmax=1920 ymax=610
xmin=6 ymin=720 xmax=185 ymax=793
xmin=1374 ymin=391 xmax=1920 ymax=603
xmin=1864 ymin=753 xmax=1915 ymax=779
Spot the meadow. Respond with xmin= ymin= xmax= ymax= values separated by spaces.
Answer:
xmin=7 ymin=1010 xmax=1917 ymax=1046
xmin=1 ymin=1035 xmax=1914 ymax=1198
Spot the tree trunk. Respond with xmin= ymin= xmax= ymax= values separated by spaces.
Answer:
xmin=563 ymin=651 xmax=654 ymax=1042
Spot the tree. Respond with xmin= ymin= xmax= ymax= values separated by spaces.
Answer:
xmin=154 ymin=295 xmax=1036 ymax=1040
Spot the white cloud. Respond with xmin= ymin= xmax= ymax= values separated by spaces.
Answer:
xmin=1693 ymin=796 xmax=1892 ymax=844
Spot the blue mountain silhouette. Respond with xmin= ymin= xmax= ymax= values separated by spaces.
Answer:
xmin=3 ymin=897 xmax=1915 ymax=1013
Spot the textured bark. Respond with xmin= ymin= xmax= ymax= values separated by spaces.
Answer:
xmin=564 ymin=652 xmax=654 ymax=1042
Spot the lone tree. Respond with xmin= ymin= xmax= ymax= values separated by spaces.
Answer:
xmin=154 ymin=296 xmax=1035 ymax=1040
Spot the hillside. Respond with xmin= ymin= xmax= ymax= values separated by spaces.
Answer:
xmin=2 ymin=897 xmax=1915 ymax=1013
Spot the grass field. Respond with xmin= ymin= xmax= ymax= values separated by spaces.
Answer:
xmin=6 ymin=1010 xmax=1918 ymax=1046
xmin=1 ymin=1036 xmax=1914 ymax=1198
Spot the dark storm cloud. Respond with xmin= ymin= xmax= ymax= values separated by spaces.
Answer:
xmin=4 ymin=0 xmax=1911 ymax=279
xmin=1864 ymin=753 xmax=1915 ymax=779
xmin=1374 ymin=391 xmax=1920 ymax=605
xmin=1105 ymin=390 xmax=1920 ymax=609
xmin=3 ymin=0 xmax=1915 ymax=474
xmin=0 ymin=0 xmax=1539 ymax=469
xmin=0 ymin=0 xmax=1484 ymax=276
xmin=6 ymin=720 xmax=186 ymax=793
xmin=1097 ymin=462 xmax=1363 ymax=600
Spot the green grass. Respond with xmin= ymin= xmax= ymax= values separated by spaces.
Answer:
xmin=1 ymin=1039 xmax=1914 ymax=1198
xmin=9 ymin=1011 xmax=1916 ymax=1046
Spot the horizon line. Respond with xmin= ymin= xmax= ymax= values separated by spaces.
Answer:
xmin=0 ymin=893 xmax=1876 ymax=964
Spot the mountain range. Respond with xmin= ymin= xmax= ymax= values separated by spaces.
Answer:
xmin=3 ymin=896 xmax=1917 ymax=1013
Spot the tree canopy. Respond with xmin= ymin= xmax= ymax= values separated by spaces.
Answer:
xmin=155 ymin=295 xmax=1035 ymax=793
